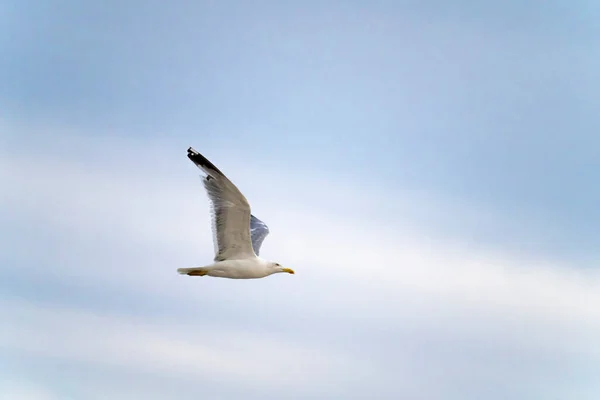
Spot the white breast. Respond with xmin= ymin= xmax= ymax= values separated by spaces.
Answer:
xmin=206 ymin=258 xmax=271 ymax=279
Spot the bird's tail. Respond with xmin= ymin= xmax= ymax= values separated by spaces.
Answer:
xmin=177 ymin=267 xmax=209 ymax=276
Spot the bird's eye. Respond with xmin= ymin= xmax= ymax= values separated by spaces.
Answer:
xmin=275 ymin=263 xmax=280 ymax=266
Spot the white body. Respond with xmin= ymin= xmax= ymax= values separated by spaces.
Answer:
xmin=178 ymin=257 xmax=277 ymax=279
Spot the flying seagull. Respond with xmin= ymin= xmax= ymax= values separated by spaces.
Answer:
xmin=177 ymin=147 xmax=294 ymax=279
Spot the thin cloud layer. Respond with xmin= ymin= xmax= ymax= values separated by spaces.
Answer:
xmin=1 ymin=131 xmax=599 ymax=399
xmin=2 ymin=1 xmax=599 ymax=398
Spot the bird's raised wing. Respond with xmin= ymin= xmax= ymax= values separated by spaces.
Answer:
xmin=250 ymin=214 xmax=270 ymax=256
xmin=187 ymin=147 xmax=256 ymax=261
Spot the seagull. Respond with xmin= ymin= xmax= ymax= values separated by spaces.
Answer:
xmin=177 ymin=147 xmax=294 ymax=279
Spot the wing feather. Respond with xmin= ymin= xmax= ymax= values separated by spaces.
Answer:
xmin=250 ymin=214 xmax=270 ymax=256
xmin=187 ymin=147 xmax=256 ymax=261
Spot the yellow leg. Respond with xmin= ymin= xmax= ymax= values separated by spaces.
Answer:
xmin=187 ymin=270 xmax=208 ymax=276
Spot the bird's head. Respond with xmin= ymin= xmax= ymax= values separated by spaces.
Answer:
xmin=270 ymin=262 xmax=294 ymax=275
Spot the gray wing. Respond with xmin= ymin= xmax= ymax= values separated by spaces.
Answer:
xmin=187 ymin=147 xmax=256 ymax=261
xmin=250 ymin=214 xmax=270 ymax=256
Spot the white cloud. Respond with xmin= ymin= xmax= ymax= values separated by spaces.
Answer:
xmin=0 ymin=380 xmax=59 ymax=400
xmin=1 ymin=126 xmax=600 ymax=398
xmin=0 ymin=298 xmax=365 ymax=394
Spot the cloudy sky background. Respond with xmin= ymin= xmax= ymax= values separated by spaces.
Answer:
xmin=2 ymin=1 xmax=600 ymax=399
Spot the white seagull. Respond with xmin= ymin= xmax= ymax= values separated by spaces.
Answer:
xmin=177 ymin=147 xmax=294 ymax=279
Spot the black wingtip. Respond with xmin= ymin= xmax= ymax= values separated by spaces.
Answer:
xmin=186 ymin=146 xmax=225 ymax=176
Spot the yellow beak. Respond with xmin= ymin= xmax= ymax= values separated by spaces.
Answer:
xmin=282 ymin=268 xmax=295 ymax=274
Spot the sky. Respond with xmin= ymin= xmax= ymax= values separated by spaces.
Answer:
xmin=1 ymin=0 xmax=600 ymax=399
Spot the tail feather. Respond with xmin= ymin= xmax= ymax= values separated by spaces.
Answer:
xmin=177 ymin=267 xmax=208 ymax=276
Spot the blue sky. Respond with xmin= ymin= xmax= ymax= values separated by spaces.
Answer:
xmin=1 ymin=1 xmax=600 ymax=399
